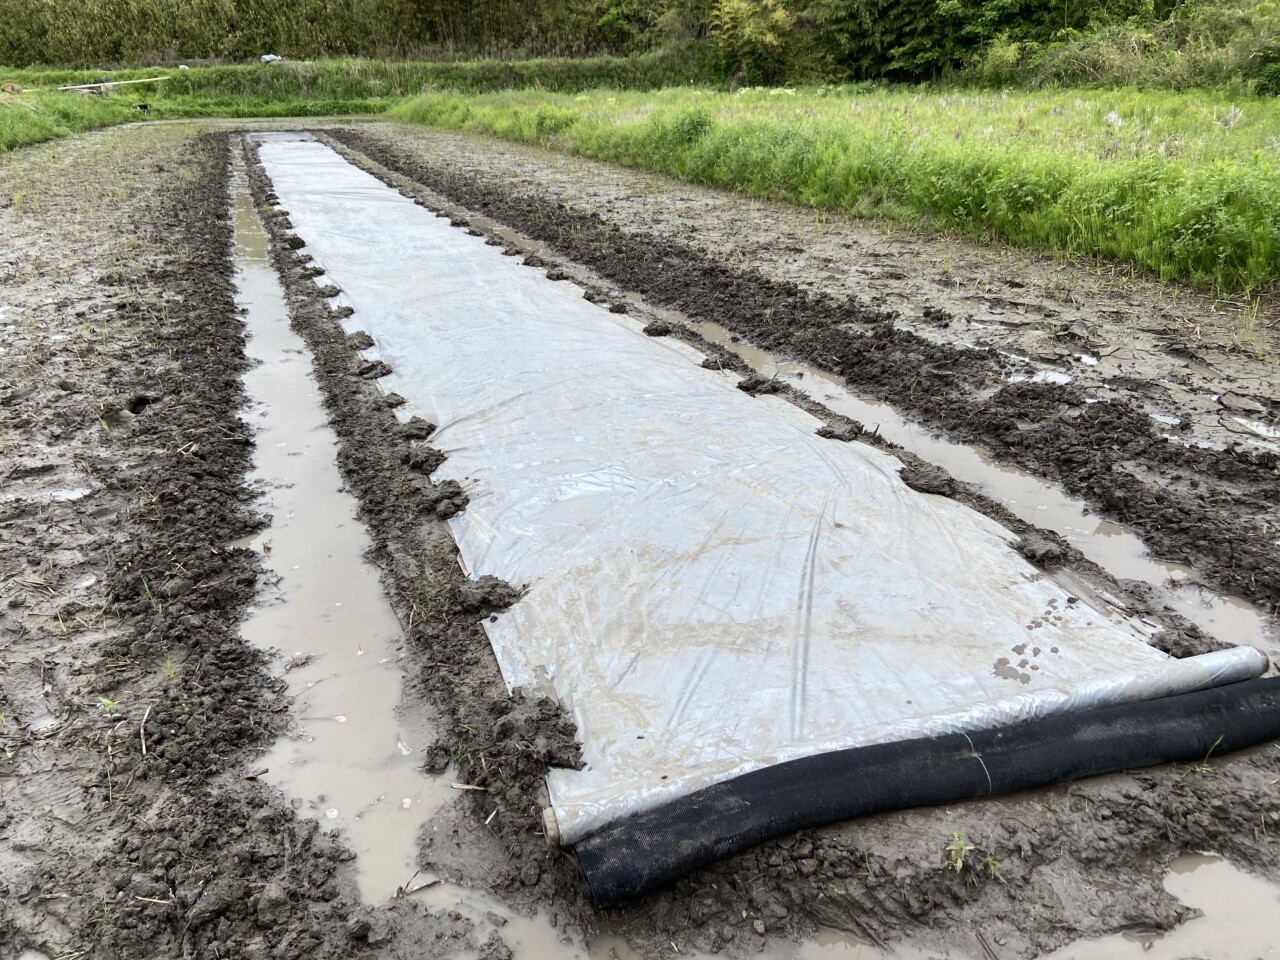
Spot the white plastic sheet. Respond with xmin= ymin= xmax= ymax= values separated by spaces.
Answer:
xmin=257 ymin=140 xmax=1268 ymax=845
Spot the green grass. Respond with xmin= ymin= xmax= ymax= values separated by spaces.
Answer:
xmin=1 ymin=52 xmax=714 ymax=99
xmin=0 ymin=90 xmax=139 ymax=151
xmin=390 ymin=85 xmax=1280 ymax=295
xmin=0 ymin=52 xmax=714 ymax=150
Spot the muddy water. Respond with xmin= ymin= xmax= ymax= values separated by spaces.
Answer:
xmin=425 ymin=853 xmax=1280 ymax=960
xmin=231 ymin=167 xmax=451 ymax=902
xmin=685 ymin=318 xmax=1278 ymax=658
xmin=1046 ymin=854 xmax=1280 ymax=960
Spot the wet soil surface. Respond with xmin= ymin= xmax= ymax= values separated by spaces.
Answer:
xmin=0 ymin=126 xmax=526 ymax=960
xmin=2 ymin=120 xmax=1279 ymax=960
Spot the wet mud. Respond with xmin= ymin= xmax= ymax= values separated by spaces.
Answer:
xmin=0 ymin=127 xmax=370 ymax=960
xmin=3 ymin=118 xmax=1279 ymax=960
xmin=1 ymin=125 xmax=556 ymax=960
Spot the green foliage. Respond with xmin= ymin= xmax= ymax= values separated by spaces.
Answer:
xmin=595 ymin=0 xmax=663 ymax=51
xmin=965 ymin=0 xmax=1280 ymax=90
xmin=392 ymin=84 xmax=1280 ymax=294
xmin=712 ymin=0 xmax=795 ymax=82
xmin=803 ymin=0 xmax=959 ymax=79
xmin=0 ymin=0 xmax=634 ymax=66
xmin=0 ymin=90 xmax=138 ymax=151
xmin=3 ymin=53 xmax=715 ymax=98
xmin=0 ymin=0 xmax=1275 ymax=94
xmin=944 ymin=830 xmax=971 ymax=872
xmin=0 ymin=53 xmax=719 ymax=153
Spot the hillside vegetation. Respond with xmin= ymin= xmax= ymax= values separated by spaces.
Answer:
xmin=3 ymin=1 xmax=1277 ymax=294
xmin=1 ymin=0 xmax=1278 ymax=95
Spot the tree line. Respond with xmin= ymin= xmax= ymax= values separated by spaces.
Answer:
xmin=2 ymin=0 xmax=1276 ymax=94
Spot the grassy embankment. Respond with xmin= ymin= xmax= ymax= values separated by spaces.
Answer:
xmin=0 ymin=89 xmax=137 ymax=151
xmin=0 ymin=52 xmax=713 ymax=150
xmin=391 ymin=86 xmax=1280 ymax=295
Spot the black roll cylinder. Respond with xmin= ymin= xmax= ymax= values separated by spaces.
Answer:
xmin=575 ymin=677 xmax=1280 ymax=906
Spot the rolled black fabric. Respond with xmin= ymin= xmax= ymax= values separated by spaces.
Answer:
xmin=575 ymin=676 xmax=1280 ymax=906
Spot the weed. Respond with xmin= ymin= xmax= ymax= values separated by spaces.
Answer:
xmin=140 ymin=575 xmax=161 ymax=613
xmin=944 ymin=830 xmax=972 ymax=872
xmin=97 ymin=696 xmax=120 ymax=716
xmin=856 ymin=848 xmax=876 ymax=879
xmin=984 ymin=853 xmax=999 ymax=878
xmin=1185 ymin=733 xmax=1226 ymax=774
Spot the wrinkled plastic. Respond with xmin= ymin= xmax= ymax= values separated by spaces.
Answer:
xmin=258 ymin=140 xmax=1269 ymax=846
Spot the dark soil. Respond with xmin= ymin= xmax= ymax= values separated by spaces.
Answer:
xmin=0 ymin=130 xmax=377 ymax=960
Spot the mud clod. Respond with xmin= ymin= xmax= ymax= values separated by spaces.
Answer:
xmin=816 ymin=421 xmax=864 ymax=441
xmin=898 ymin=457 xmax=957 ymax=497
xmin=643 ymin=320 xmax=674 ymax=337
xmin=737 ymin=374 xmax=784 ymax=396
xmin=357 ymin=358 xmax=392 ymax=379
xmin=346 ymin=330 xmax=375 ymax=350
xmin=408 ymin=444 xmax=447 ymax=475
xmin=256 ymin=879 xmax=291 ymax=926
xmin=1018 ymin=533 xmax=1068 ymax=567
xmin=452 ymin=575 xmax=523 ymax=615
xmin=401 ymin=415 xmax=437 ymax=440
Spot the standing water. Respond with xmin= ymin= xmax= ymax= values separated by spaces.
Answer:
xmin=231 ymin=162 xmax=452 ymax=902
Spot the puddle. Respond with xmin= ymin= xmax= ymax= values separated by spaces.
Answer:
xmin=685 ymin=318 xmax=1277 ymax=657
xmin=0 ymin=486 xmax=92 ymax=504
xmin=1046 ymin=854 xmax=1280 ymax=960
xmin=464 ymin=853 xmax=1280 ymax=959
xmin=230 ymin=162 xmax=450 ymax=902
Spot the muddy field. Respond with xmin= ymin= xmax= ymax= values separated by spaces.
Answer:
xmin=2 ymin=120 xmax=1278 ymax=960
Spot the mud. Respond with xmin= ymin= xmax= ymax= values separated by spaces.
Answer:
xmin=3 ymin=118 xmax=1280 ymax=960
xmin=0 ymin=126 xmax=368 ymax=960
xmin=1 ymin=124 xmax=557 ymax=960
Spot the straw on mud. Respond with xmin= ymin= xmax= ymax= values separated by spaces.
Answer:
xmin=139 ymin=704 xmax=152 ymax=756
